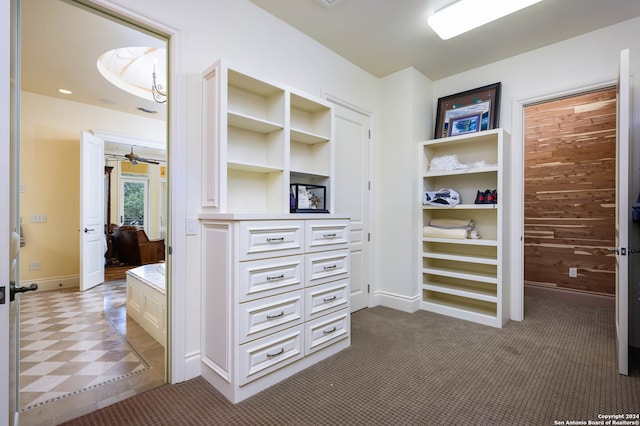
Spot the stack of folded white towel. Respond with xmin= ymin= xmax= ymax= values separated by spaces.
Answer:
xmin=423 ymin=218 xmax=480 ymax=239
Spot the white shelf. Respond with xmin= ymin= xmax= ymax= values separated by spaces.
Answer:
xmin=422 ymin=267 xmax=497 ymax=285
xmin=422 ymin=251 xmax=497 ymax=265
xmin=418 ymin=128 xmax=510 ymax=328
xmin=422 ymin=237 xmax=498 ymax=246
xmin=422 ymin=282 xmax=497 ymax=303
xmin=228 ymin=112 xmax=283 ymax=134
xmin=423 ymin=165 xmax=498 ymax=178
xmin=227 ymin=161 xmax=284 ymax=173
xmin=291 ymin=128 xmax=330 ymax=144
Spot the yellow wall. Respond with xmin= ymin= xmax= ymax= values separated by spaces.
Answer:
xmin=20 ymin=91 xmax=165 ymax=283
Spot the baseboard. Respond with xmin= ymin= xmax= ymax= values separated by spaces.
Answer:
xmin=20 ymin=275 xmax=79 ymax=292
xmin=525 ymin=284 xmax=615 ymax=309
xmin=374 ymin=290 xmax=421 ymax=313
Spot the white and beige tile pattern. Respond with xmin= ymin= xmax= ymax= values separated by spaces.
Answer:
xmin=19 ymin=282 xmax=149 ymax=410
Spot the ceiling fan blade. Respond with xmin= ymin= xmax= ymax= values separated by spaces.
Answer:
xmin=137 ymin=157 xmax=160 ymax=165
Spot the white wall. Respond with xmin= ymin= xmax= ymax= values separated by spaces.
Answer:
xmin=96 ymin=0 xmax=382 ymax=381
xmin=376 ymin=67 xmax=432 ymax=312
xmin=431 ymin=17 xmax=640 ymax=344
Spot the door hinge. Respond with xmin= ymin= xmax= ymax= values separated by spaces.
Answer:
xmin=368 ymin=181 xmax=371 ymax=190
xmin=367 ymin=284 xmax=370 ymax=293
xmin=168 ymin=246 xmax=173 ymax=255
xmin=368 ymin=233 xmax=371 ymax=242
xmin=368 ymin=129 xmax=371 ymax=139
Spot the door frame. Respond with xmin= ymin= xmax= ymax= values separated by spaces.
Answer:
xmin=511 ymin=79 xmax=620 ymax=322
xmin=81 ymin=0 xmax=188 ymax=384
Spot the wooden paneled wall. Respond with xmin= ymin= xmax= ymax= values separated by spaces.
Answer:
xmin=523 ymin=88 xmax=617 ymax=295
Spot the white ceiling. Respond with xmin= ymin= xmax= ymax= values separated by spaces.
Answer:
xmin=20 ymin=0 xmax=167 ymax=121
xmin=249 ymin=0 xmax=640 ymax=80
xmin=20 ymin=0 xmax=640 ymax=125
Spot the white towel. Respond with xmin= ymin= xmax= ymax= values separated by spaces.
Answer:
xmin=423 ymin=226 xmax=481 ymax=239
xmin=428 ymin=218 xmax=475 ymax=229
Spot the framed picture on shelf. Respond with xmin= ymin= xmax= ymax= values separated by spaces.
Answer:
xmin=449 ymin=113 xmax=482 ymax=137
xmin=290 ymin=184 xmax=329 ymax=213
xmin=434 ymin=82 xmax=501 ymax=139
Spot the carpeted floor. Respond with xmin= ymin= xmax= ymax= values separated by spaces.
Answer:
xmin=62 ymin=295 xmax=640 ymax=425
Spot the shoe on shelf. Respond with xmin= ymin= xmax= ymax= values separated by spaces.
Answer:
xmin=485 ymin=190 xmax=495 ymax=204
xmin=492 ymin=190 xmax=498 ymax=204
xmin=474 ymin=190 xmax=485 ymax=204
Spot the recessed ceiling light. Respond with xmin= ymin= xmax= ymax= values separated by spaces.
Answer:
xmin=58 ymin=88 xmax=72 ymax=95
xmin=428 ymin=0 xmax=543 ymax=40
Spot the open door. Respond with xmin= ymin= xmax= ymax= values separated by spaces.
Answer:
xmin=615 ymin=48 xmax=630 ymax=376
xmin=80 ymin=131 xmax=105 ymax=291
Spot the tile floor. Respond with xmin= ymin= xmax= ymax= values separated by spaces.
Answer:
xmin=18 ymin=280 xmax=166 ymax=426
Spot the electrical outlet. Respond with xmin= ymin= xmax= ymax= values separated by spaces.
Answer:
xmin=30 ymin=261 xmax=41 ymax=271
xmin=30 ymin=214 xmax=46 ymax=223
xmin=569 ymin=267 xmax=577 ymax=278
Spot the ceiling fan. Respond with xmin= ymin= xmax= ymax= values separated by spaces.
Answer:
xmin=124 ymin=146 xmax=160 ymax=165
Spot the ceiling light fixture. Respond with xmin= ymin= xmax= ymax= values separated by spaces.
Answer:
xmin=428 ymin=0 xmax=543 ymax=40
xmin=57 ymin=88 xmax=72 ymax=95
xmin=314 ymin=0 xmax=346 ymax=9
xmin=97 ymin=46 xmax=167 ymax=104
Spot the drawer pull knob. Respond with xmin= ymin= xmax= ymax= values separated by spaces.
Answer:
xmin=323 ymin=327 xmax=337 ymax=335
xmin=266 ymin=274 xmax=285 ymax=281
xmin=267 ymin=237 xmax=285 ymax=243
xmin=267 ymin=311 xmax=285 ymax=319
xmin=323 ymin=295 xmax=337 ymax=302
xmin=266 ymin=348 xmax=284 ymax=358
xmin=323 ymin=264 xmax=337 ymax=270
xmin=323 ymin=233 xmax=337 ymax=238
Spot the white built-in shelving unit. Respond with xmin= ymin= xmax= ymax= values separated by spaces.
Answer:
xmin=419 ymin=128 xmax=510 ymax=328
xmin=202 ymin=60 xmax=334 ymax=214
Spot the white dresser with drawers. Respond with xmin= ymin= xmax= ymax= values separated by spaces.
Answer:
xmin=199 ymin=214 xmax=350 ymax=403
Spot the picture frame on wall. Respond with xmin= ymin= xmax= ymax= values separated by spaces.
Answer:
xmin=434 ymin=82 xmax=501 ymax=139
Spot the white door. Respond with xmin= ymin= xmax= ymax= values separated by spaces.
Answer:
xmin=331 ymin=100 xmax=371 ymax=312
xmin=80 ymin=131 xmax=105 ymax=291
xmin=615 ymin=48 xmax=630 ymax=376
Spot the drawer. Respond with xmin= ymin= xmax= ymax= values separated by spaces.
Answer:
xmin=239 ymin=325 xmax=304 ymax=385
xmin=305 ymin=249 xmax=350 ymax=286
xmin=305 ymin=220 xmax=350 ymax=252
xmin=305 ymin=279 xmax=349 ymax=321
xmin=238 ymin=255 xmax=304 ymax=302
xmin=239 ymin=290 xmax=304 ymax=344
xmin=305 ymin=310 xmax=350 ymax=355
xmin=239 ymin=221 xmax=304 ymax=261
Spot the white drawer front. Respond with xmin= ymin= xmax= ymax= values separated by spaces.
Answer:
xmin=239 ymin=291 xmax=304 ymax=344
xmin=305 ymin=279 xmax=349 ymax=321
xmin=239 ymin=221 xmax=304 ymax=260
xmin=305 ymin=310 xmax=350 ymax=355
xmin=305 ymin=220 xmax=350 ymax=252
xmin=306 ymin=249 xmax=350 ymax=286
xmin=239 ymin=255 xmax=304 ymax=302
xmin=239 ymin=325 xmax=304 ymax=385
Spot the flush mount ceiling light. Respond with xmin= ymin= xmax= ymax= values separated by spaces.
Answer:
xmin=314 ymin=0 xmax=346 ymax=9
xmin=428 ymin=0 xmax=543 ymax=40
xmin=97 ymin=46 xmax=167 ymax=104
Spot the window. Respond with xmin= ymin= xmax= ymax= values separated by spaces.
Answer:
xmin=120 ymin=177 xmax=149 ymax=227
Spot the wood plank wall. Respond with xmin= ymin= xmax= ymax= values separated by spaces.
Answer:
xmin=523 ymin=88 xmax=617 ymax=295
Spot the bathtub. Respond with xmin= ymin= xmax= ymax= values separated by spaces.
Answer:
xmin=126 ymin=263 xmax=166 ymax=347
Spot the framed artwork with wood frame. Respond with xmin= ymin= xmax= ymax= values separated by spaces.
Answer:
xmin=434 ymin=82 xmax=501 ymax=139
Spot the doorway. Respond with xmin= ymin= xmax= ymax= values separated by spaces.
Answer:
xmin=17 ymin=0 xmax=170 ymax=421
xmin=523 ymin=87 xmax=617 ymax=305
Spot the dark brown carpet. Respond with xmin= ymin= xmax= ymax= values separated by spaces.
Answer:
xmin=62 ymin=296 xmax=640 ymax=425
